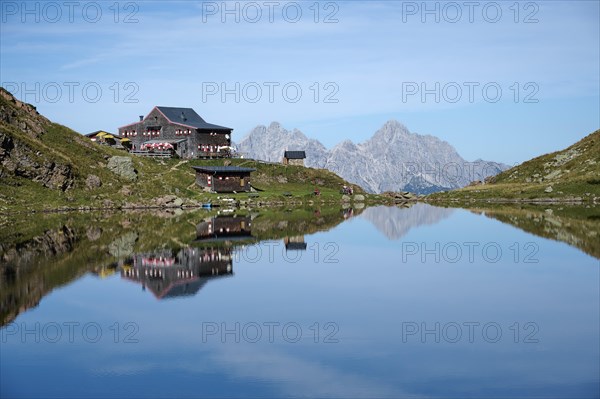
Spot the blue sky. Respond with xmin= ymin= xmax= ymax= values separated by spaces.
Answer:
xmin=1 ymin=0 xmax=598 ymax=164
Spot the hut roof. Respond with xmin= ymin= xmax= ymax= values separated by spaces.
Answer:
xmin=284 ymin=151 xmax=306 ymax=159
xmin=156 ymin=106 xmax=232 ymax=130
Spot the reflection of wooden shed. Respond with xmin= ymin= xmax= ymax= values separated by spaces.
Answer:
xmin=282 ymin=151 xmax=306 ymax=166
xmin=192 ymin=166 xmax=255 ymax=193
xmin=196 ymin=216 xmax=252 ymax=242
xmin=284 ymin=235 xmax=307 ymax=251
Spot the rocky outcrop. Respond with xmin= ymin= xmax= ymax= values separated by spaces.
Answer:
xmin=107 ymin=156 xmax=137 ymax=181
xmin=0 ymin=130 xmax=74 ymax=190
xmin=155 ymin=195 xmax=184 ymax=207
xmin=236 ymin=120 xmax=509 ymax=194
xmin=0 ymin=88 xmax=74 ymax=191
xmin=0 ymin=88 xmax=49 ymax=138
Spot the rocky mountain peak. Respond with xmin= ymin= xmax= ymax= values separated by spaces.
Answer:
xmin=373 ymin=119 xmax=410 ymax=140
xmin=236 ymin=120 xmax=509 ymax=194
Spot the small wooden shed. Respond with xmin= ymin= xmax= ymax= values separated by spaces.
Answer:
xmin=192 ymin=166 xmax=255 ymax=192
xmin=282 ymin=151 xmax=306 ymax=166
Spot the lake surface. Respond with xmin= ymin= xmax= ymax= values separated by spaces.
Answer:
xmin=1 ymin=204 xmax=599 ymax=398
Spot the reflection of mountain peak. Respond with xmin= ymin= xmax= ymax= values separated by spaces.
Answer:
xmin=360 ymin=204 xmax=454 ymax=240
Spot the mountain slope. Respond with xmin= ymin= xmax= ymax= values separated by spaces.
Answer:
xmin=236 ymin=120 xmax=508 ymax=194
xmin=428 ymin=129 xmax=600 ymax=201
xmin=0 ymin=88 xmax=366 ymax=212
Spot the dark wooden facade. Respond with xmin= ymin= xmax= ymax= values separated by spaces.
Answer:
xmin=118 ymin=106 xmax=232 ymax=159
xmin=192 ymin=166 xmax=255 ymax=193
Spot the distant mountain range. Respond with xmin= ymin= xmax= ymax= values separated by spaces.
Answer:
xmin=236 ymin=121 xmax=509 ymax=194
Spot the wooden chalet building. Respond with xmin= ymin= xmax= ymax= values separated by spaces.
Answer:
xmin=118 ymin=106 xmax=232 ymax=158
xmin=282 ymin=150 xmax=306 ymax=166
xmin=192 ymin=166 xmax=255 ymax=193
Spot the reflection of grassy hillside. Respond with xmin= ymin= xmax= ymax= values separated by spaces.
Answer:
xmin=250 ymin=206 xmax=357 ymax=240
xmin=464 ymin=204 xmax=600 ymax=259
xmin=428 ymin=130 xmax=600 ymax=202
xmin=1 ymin=206 xmax=354 ymax=325
xmin=0 ymin=213 xmax=132 ymax=326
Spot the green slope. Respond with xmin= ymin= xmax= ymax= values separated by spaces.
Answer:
xmin=428 ymin=129 xmax=600 ymax=202
xmin=0 ymin=88 xmax=368 ymax=212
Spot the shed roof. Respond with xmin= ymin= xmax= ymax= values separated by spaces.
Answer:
xmin=284 ymin=150 xmax=306 ymax=159
xmin=156 ymin=106 xmax=231 ymax=131
xmin=192 ymin=166 xmax=256 ymax=174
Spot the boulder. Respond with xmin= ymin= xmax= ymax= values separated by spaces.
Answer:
xmin=544 ymin=186 xmax=553 ymax=193
xmin=173 ymin=197 xmax=184 ymax=207
xmin=341 ymin=195 xmax=351 ymax=202
xmin=107 ymin=156 xmax=137 ymax=181
xmin=85 ymin=174 xmax=102 ymax=189
xmin=354 ymin=194 xmax=365 ymax=202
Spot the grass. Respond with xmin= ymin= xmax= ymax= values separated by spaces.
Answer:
xmin=1 ymin=128 xmax=376 ymax=212
xmin=427 ymin=129 xmax=600 ymax=203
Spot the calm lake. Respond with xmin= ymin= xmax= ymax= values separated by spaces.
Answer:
xmin=1 ymin=203 xmax=599 ymax=398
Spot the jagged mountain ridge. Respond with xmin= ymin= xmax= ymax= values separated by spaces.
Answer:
xmin=236 ymin=120 xmax=509 ymax=194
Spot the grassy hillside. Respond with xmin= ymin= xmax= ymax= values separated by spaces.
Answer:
xmin=428 ymin=129 xmax=600 ymax=202
xmin=0 ymin=88 xmax=370 ymax=212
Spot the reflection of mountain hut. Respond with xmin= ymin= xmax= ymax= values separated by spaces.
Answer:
xmin=121 ymin=247 xmax=233 ymax=299
xmin=284 ymin=235 xmax=307 ymax=251
xmin=195 ymin=216 xmax=253 ymax=242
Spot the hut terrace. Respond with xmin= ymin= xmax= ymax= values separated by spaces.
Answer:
xmin=119 ymin=106 xmax=232 ymax=159
xmin=192 ymin=166 xmax=255 ymax=193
